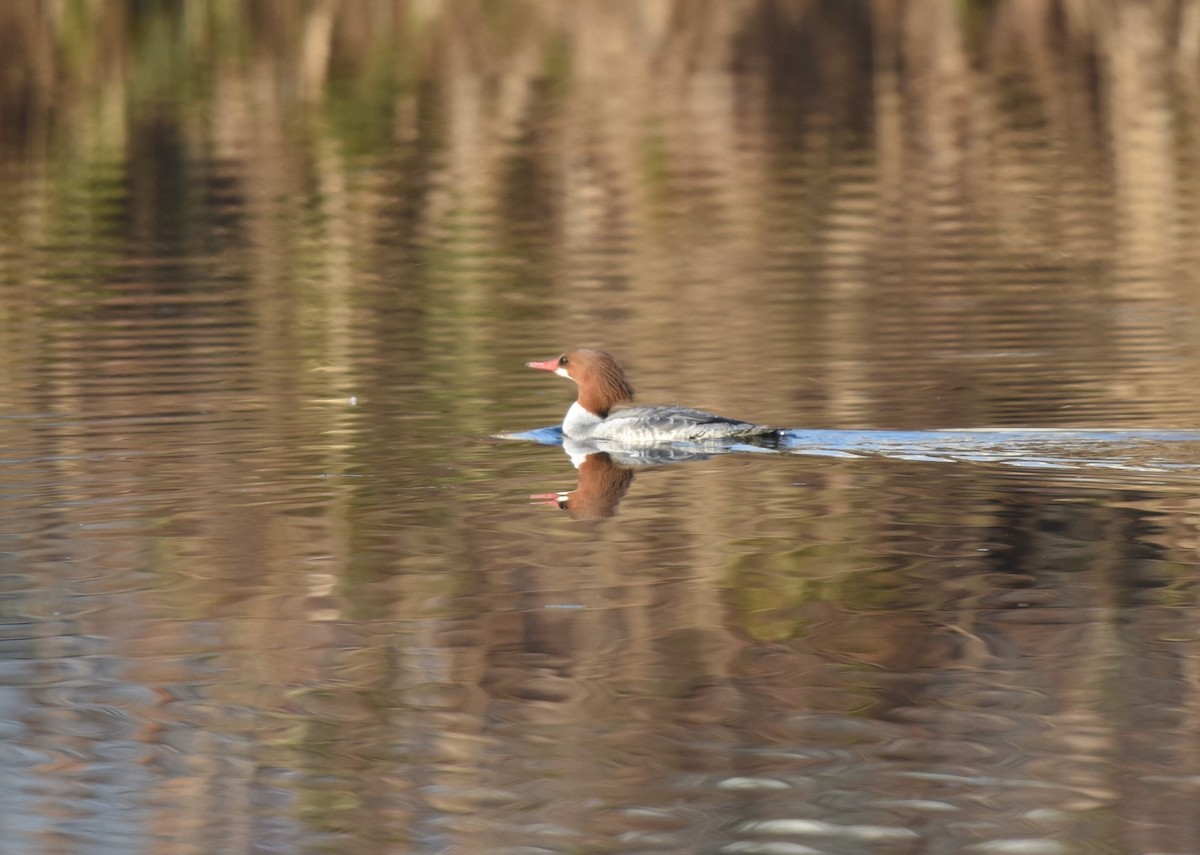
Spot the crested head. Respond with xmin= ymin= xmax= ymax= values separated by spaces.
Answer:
xmin=527 ymin=348 xmax=635 ymax=417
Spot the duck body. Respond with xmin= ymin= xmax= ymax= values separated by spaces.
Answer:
xmin=527 ymin=349 xmax=777 ymax=444
xmin=563 ymin=401 xmax=773 ymax=443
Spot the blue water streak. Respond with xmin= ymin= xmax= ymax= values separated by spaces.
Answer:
xmin=778 ymin=428 xmax=1200 ymax=452
xmin=499 ymin=426 xmax=1200 ymax=474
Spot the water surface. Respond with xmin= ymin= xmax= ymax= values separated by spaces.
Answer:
xmin=2 ymin=3 xmax=1200 ymax=854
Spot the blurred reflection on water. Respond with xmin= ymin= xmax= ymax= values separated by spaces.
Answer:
xmin=2 ymin=1 xmax=1200 ymax=853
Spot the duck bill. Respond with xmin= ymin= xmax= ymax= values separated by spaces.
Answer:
xmin=526 ymin=359 xmax=558 ymax=371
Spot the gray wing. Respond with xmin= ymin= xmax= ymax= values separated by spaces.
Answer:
xmin=607 ymin=405 xmax=755 ymax=431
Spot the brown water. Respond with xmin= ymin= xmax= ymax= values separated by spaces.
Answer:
xmin=3 ymin=3 xmax=1200 ymax=853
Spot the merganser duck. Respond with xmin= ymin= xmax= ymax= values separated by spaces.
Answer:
xmin=527 ymin=349 xmax=778 ymax=443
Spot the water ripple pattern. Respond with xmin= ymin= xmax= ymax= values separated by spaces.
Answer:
xmin=0 ymin=3 xmax=1198 ymax=855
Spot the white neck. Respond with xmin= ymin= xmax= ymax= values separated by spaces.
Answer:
xmin=563 ymin=401 xmax=603 ymax=438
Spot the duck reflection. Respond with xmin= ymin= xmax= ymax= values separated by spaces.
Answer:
xmin=530 ymin=450 xmax=632 ymax=519
xmin=530 ymin=438 xmax=720 ymax=519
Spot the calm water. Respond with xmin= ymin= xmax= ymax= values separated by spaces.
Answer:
xmin=3 ymin=2 xmax=1200 ymax=853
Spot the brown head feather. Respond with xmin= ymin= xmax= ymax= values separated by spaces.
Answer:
xmin=562 ymin=349 xmax=635 ymax=416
